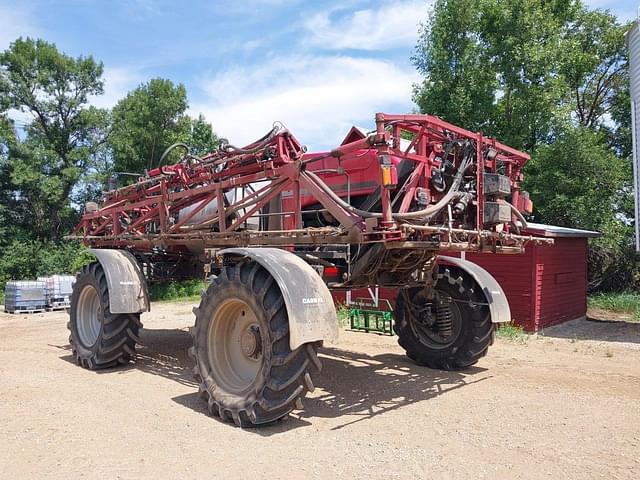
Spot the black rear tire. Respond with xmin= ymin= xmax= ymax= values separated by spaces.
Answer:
xmin=68 ymin=262 xmax=142 ymax=369
xmin=394 ymin=265 xmax=494 ymax=370
xmin=190 ymin=261 xmax=321 ymax=427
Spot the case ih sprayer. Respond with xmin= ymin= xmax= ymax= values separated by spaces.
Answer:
xmin=66 ymin=112 xmax=550 ymax=427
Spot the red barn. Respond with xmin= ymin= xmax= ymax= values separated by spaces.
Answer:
xmin=462 ymin=223 xmax=599 ymax=331
xmin=333 ymin=223 xmax=599 ymax=332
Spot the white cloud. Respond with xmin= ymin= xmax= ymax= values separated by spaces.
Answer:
xmin=191 ymin=55 xmax=419 ymax=150
xmin=304 ymin=0 xmax=430 ymax=51
xmin=89 ymin=67 xmax=143 ymax=109
xmin=0 ymin=4 xmax=40 ymax=50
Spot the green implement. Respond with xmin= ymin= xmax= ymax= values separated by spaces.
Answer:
xmin=349 ymin=298 xmax=394 ymax=335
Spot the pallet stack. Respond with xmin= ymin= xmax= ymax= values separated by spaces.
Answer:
xmin=4 ymin=281 xmax=48 ymax=314
xmin=38 ymin=275 xmax=75 ymax=311
xmin=4 ymin=275 xmax=76 ymax=314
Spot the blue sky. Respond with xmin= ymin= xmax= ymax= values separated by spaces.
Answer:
xmin=0 ymin=0 xmax=636 ymax=150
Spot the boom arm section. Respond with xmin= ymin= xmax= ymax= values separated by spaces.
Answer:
xmin=68 ymin=113 xmax=550 ymax=261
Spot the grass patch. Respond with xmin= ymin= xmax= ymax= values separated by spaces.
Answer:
xmin=149 ymin=280 xmax=207 ymax=302
xmin=336 ymin=304 xmax=351 ymax=327
xmin=495 ymin=322 xmax=526 ymax=341
xmin=588 ymin=292 xmax=640 ymax=321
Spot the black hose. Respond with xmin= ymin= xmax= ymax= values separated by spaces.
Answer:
xmin=158 ymin=143 xmax=190 ymax=167
xmin=220 ymin=125 xmax=280 ymax=155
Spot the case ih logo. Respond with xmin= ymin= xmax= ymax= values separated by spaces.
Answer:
xmin=302 ymin=297 xmax=324 ymax=305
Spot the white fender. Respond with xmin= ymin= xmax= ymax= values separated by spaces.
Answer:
xmin=438 ymin=255 xmax=511 ymax=323
xmin=89 ymin=249 xmax=149 ymax=314
xmin=221 ymin=247 xmax=339 ymax=349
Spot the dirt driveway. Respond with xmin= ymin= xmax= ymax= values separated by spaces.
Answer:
xmin=1 ymin=301 xmax=639 ymax=479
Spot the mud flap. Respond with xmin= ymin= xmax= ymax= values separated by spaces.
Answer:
xmin=88 ymin=249 xmax=149 ymax=314
xmin=221 ymin=247 xmax=339 ymax=350
xmin=437 ymin=255 xmax=511 ymax=323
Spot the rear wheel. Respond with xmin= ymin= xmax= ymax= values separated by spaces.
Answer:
xmin=394 ymin=266 xmax=494 ymax=370
xmin=68 ymin=262 xmax=142 ymax=369
xmin=190 ymin=261 xmax=321 ymax=427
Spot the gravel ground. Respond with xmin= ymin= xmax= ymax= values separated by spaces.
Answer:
xmin=1 ymin=302 xmax=639 ymax=480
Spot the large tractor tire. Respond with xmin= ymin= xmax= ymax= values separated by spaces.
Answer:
xmin=190 ymin=261 xmax=321 ymax=427
xmin=394 ymin=265 xmax=494 ymax=370
xmin=68 ymin=262 xmax=142 ymax=369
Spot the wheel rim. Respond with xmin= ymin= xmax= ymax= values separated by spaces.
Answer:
xmin=407 ymin=290 xmax=463 ymax=349
xmin=207 ymin=299 xmax=263 ymax=395
xmin=77 ymin=284 xmax=102 ymax=347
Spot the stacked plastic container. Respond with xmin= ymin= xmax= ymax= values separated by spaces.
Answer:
xmin=38 ymin=275 xmax=75 ymax=310
xmin=4 ymin=280 xmax=48 ymax=313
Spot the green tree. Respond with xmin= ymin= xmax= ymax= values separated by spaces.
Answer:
xmin=0 ymin=239 xmax=93 ymax=287
xmin=109 ymin=78 xmax=191 ymax=175
xmin=189 ymin=113 xmax=218 ymax=157
xmin=526 ymin=125 xmax=638 ymax=291
xmin=413 ymin=0 xmax=497 ymax=131
xmin=414 ymin=0 xmax=577 ymax=150
xmin=0 ymin=115 xmax=16 ymax=246
xmin=481 ymin=0 xmax=577 ymax=150
xmin=524 ymin=125 xmax=630 ymax=236
xmin=414 ymin=0 xmax=629 ymax=152
xmin=559 ymin=8 xmax=630 ymax=151
xmin=0 ymin=38 xmax=108 ymax=240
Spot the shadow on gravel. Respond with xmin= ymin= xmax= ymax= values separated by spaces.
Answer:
xmin=298 ymin=347 xmax=490 ymax=431
xmin=174 ymin=345 xmax=490 ymax=435
xmin=58 ymin=328 xmax=198 ymax=388
xmin=540 ymin=317 xmax=640 ymax=345
xmin=58 ymin=327 xmax=490 ymax=434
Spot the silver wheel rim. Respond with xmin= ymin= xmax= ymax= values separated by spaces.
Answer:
xmin=77 ymin=285 xmax=101 ymax=347
xmin=207 ymin=298 xmax=263 ymax=395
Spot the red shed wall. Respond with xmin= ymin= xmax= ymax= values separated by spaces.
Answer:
xmin=532 ymin=238 xmax=588 ymax=330
xmin=463 ymin=249 xmax=535 ymax=330
xmin=331 ymin=237 xmax=589 ymax=333
xmin=332 ymin=287 xmax=399 ymax=307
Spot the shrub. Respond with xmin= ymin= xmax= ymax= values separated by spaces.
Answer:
xmin=148 ymin=280 xmax=206 ymax=301
xmin=0 ymin=240 xmax=94 ymax=289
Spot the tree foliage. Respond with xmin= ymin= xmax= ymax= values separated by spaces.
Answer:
xmin=524 ymin=126 xmax=631 ymax=237
xmin=559 ymin=7 xmax=631 ymax=156
xmin=0 ymin=38 xmax=108 ymax=240
xmin=0 ymin=240 xmax=94 ymax=287
xmin=414 ymin=0 xmax=579 ymax=150
xmin=413 ymin=0 xmax=497 ymax=131
xmin=189 ymin=113 xmax=218 ymax=157
xmin=109 ymin=78 xmax=191 ymax=175
xmin=0 ymin=38 xmax=221 ymax=289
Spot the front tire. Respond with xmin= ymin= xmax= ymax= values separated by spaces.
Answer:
xmin=190 ymin=261 xmax=321 ymax=427
xmin=68 ymin=262 xmax=142 ymax=369
xmin=394 ymin=266 xmax=494 ymax=370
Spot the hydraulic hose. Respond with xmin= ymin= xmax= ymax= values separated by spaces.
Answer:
xmin=219 ymin=124 xmax=280 ymax=155
xmin=158 ymin=143 xmax=190 ymax=166
xmin=303 ymin=150 xmax=472 ymax=222
xmin=505 ymin=200 xmax=528 ymax=230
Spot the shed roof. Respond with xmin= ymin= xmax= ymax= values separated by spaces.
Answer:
xmin=340 ymin=125 xmax=415 ymax=151
xmin=340 ymin=126 xmax=368 ymax=145
xmin=524 ymin=223 xmax=600 ymax=238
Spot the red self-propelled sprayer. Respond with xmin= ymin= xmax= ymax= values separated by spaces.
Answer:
xmin=66 ymin=112 xmax=549 ymax=426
